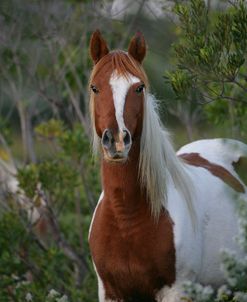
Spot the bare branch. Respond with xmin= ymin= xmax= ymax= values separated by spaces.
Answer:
xmin=62 ymin=76 xmax=90 ymax=136
xmin=233 ymin=79 xmax=247 ymax=93
xmin=33 ymin=187 xmax=89 ymax=285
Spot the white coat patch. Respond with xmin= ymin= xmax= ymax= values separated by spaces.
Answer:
xmin=109 ymin=71 xmax=140 ymax=132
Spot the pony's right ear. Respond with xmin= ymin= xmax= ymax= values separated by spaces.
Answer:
xmin=90 ymin=30 xmax=109 ymax=64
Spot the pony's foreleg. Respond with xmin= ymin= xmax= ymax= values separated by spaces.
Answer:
xmin=92 ymin=262 xmax=106 ymax=302
xmin=97 ymin=276 xmax=104 ymax=301
xmin=96 ymin=272 xmax=107 ymax=302
xmin=156 ymin=283 xmax=184 ymax=302
xmin=96 ymin=272 xmax=119 ymax=302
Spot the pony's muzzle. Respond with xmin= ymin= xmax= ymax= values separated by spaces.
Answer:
xmin=101 ymin=129 xmax=132 ymax=161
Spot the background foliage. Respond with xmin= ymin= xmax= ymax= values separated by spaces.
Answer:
xmin=0 ymin=0 xmax=246 ymax=301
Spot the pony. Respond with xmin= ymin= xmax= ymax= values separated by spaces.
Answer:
xmin=88 ymin=30 xmax=247 ymax=302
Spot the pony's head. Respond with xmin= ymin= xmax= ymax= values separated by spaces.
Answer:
xmin=89 ymin=30 xmax=148 ymax=162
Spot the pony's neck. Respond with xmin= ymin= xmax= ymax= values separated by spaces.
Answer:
xmin=101 ymin=141 xmax=146 ymax=213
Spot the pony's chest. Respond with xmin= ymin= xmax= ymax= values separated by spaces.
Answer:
xmin=89 ymin=201 xmax=176 ymax=301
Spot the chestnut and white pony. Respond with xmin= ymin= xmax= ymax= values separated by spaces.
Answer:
xmin=88 ymin=30 xmax=247 ymax=302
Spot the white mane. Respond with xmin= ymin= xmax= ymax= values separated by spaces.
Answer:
xmin=139 ymin=93 xmax=195 ymax=221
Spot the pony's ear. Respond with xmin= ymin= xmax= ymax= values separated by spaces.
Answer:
xmin=128 ymin=31 xmax=146 ymax=64
xmin=90 ymin=30 xmax=109 ymax=64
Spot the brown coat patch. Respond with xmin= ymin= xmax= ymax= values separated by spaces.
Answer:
xmin=89 ymin=143 xmax=175 ymax=302
xmin=179 ymin=152 xmax=245 ymax=193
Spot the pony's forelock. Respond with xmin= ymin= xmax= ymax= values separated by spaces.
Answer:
xmin=89 ymin=50 xmax=148 ymax=88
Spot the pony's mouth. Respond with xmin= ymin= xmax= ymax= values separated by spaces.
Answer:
xmin=103 ymin=151 xmax=128 ymax=163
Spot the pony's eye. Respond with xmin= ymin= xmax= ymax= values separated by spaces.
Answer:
xmin=91 ymin=85 xmax=99 ymax=94
xmin=135 ymin=84 xmax=145 ymax=95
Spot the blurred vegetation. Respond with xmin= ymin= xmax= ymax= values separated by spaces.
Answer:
xmin=0 ymin=122 xmax=100 ymax=301
xmin=0 ymin=0 xmax=246 ymax=301
xmin=166 ymin=0 xmax=247 ymax=139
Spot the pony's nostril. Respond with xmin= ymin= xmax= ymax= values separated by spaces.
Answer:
xmin=102 ymin=135 xmax=109 ymax=146
xmin=123 ymin=130 xmax=131 ymax=146
xmin=102 ymin=129 xmax=113 ymax=149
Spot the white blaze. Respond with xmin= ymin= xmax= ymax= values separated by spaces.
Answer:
xmin=109 ymin=71 xmax=140 ymax=132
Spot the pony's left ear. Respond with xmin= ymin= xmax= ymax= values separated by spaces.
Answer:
xmin=90 ymin=30 xmax=109 ymax=64
xmin=128 ymin=31 xmax=146 ymax=64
